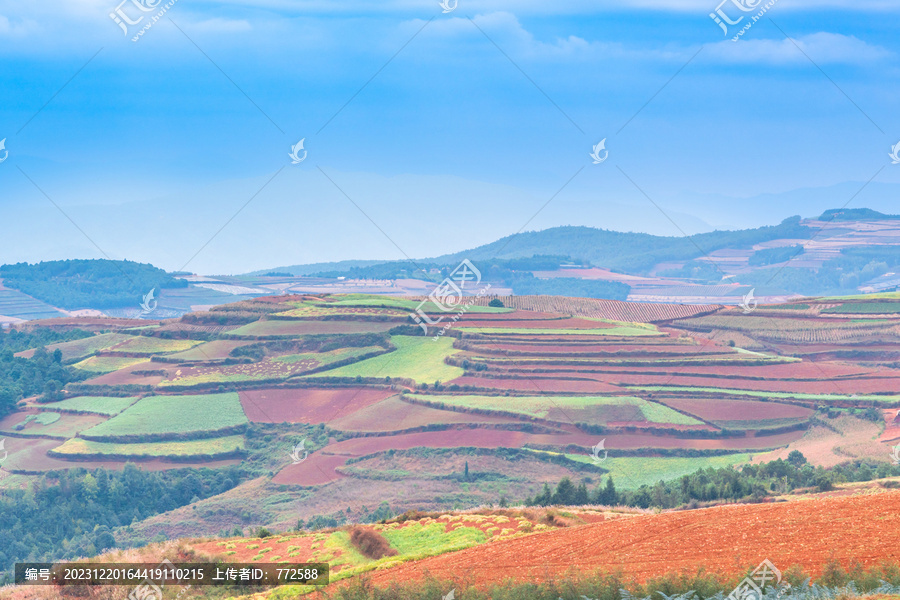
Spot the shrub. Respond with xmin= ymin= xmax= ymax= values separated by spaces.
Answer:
xmin=348 ymin=526 xmax=399 ymax=559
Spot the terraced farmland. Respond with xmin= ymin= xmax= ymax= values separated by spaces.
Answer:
xmin=306 ymin=335 xmax=463 ymax=383
xmin=4 ymin=291 xmax=897 ymax=507
xmin=80 ymin=393 xmax=248 ymax=440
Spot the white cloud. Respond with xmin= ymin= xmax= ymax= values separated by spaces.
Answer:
xmin=704 ymin=32 xmax=892 ymax=64
xmin=190 ymin=17 xmax=252 ymax=33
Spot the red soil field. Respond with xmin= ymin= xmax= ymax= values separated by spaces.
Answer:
xmin=0 ymin=410 xmax=107 ymax=438
xmin=448 ymin=376 xmax=624 ymax=394
xmin=467 ymin=343 xmax=731 ymax=355
xmin=581 ymin=372 xmax=900 ymax=395
xmin=466 ymin=295 xmax=720 ymax=322
xmin=656 ymin=397 xmax=814 ymax=422
xmin=360 ymin=490 xmax=900 ymax=589
xmin=272 ymin=452 xmax=351 ymax=485
xmin=238 ymin=387 xmax=397 ymax=424
xmin=456 ymin=318 xmax=616 ymax=330
xmin=272 ymin=428 xmax=803 ymax=485
xmin=328 ymin=396 xmax=527 ymax=432
xmin=499 ymin=362 xmax=885 ymax=382
xmin=879 ymin=409 xmax=900 ymax=443
xmin=451 ymin=310 xmax=570 ymax=321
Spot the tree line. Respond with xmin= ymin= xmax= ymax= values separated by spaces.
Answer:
xmin=0 ymin=259 xmax=187 ymax=310
xmin=526 ymin=451 xmax=900 ymax=509
xmin=0 ymin=464 xmax=247 ymax=583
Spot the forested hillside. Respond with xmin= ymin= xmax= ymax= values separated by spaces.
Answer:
xmin=0 ymin=260 xmax=187 ymax=310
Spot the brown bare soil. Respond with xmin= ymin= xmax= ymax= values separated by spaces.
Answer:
xmin=238 ymin=387 xmax=396 ymax=423
xmin=360 ymin=490 xmax=900 ymax=589
xmin=328 ymin=396 xmax=528 ymax=432
xmin=752 ymin=416 xmax=888 ymax=467
xmin=656 ymin=397 xmax=814 ymax=422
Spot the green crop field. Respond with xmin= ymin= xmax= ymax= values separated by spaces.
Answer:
xmin=274 ymin=346 xmax=384 ymax=366
xmin=380 ymin=520 xmax=487 ymax=556
xmin=15 ymin=333 xmax=133 ymax=361
xmin=47 ymin=396 xmax=139 ymax=415
xmin=14 ymin=412 xmax=61 ymax=428
xmin=821 ymin=302 xmax=900 ymax=314
xmin=306 ymin=336 xmax=463 ymax=383
xmin=406 ymin=394 xmax=703 ymax=425
xmin=158 ymin=346 xmax=385 ymax=388
xmin=81 ymin=393 xmax=248 ymax=438
xmin=107 ymin=336 xmax=205 ymax=354
xmin=51 ymin=435 xmax=245 ymax=458
xmin=72 ymin=356 xmax=148 ymax=373
xmin=228 ymin=319 xmax=394 ymax=337
xmin=161 ymin=340 xmax=250 ymax=362
xmin=329 ymin=295 xmax=511 ymax=313
xmin=628 ymin=385 xmax=900 ymax=403
xmin=561 ymin=453 xmax=754 ymax=489
xmin=0 ymin=289 xmax=65 ymax=320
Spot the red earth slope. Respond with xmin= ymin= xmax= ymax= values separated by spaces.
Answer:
xmin=362 ymin=490 xmax=900 ymax=589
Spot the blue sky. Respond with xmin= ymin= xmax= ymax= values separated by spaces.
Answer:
xmin=0 ymin=0 xmax=899 ymax=274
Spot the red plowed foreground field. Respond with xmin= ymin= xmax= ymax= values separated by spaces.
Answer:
xmin=362 ymin=490 xmax=900 ymax=589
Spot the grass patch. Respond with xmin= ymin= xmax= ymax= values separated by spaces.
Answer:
xmin=47 ymin=396 xmax=139 ymax=415
xmin=50 ymin=435 xmax=245 ymax=458
xmin=307 ymin=336 xmax=463 ymax=383
xmin=406 ymin=394 xmax=703 ymax=425
xmin=80 ymin=393 xmax=248 ymax=438
xmin=628 ymin=386 xmax=900 ymax=403
xmin=72 ymin=356 xmax=148 ymax=374
xmin=17 ymin=332 xmax=133 ymax=361
xmin=14 ymin=412 xmax=62 ymax=429
xmin=822 ymin=302 xmax=900 ymax=314
xmin=381 ymin=521 xmax=487 ymax=557
xmin=563 ymin=453 xmax=753 ymax=489
xmin=274 ymin=346 xmax=383 ymax=366
xmin=107 ymin=337 xmax=204 ymax=354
